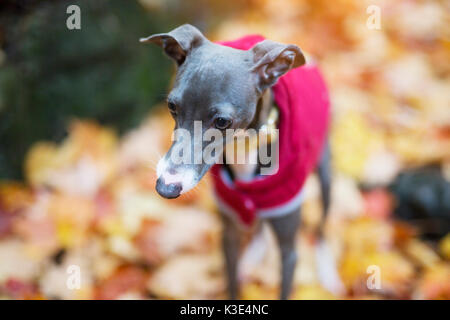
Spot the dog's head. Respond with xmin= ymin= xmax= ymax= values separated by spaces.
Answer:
xmin=141 ymin=24 xmax=305 ymax=198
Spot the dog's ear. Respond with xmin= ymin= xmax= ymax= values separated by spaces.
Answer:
xmin=250 ymin=40 xmax=305 ymax=92
xmin=140 ymin=24 xmax=205 ymax=65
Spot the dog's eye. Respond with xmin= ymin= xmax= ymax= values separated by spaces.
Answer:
xmin=168 ymin=102 xmax=177 ymax=115
xmin=214 ymin=117 xmax=232 ymax=130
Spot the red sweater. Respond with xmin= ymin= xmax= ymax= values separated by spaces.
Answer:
xmin=210 ymin=35 xmax=330 ymax=226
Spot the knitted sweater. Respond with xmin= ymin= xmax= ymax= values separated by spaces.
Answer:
xmin=210 ymin=35 xmax=330 ymax=226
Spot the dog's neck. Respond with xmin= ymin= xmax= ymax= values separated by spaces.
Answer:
xmin=248 ymin=89 xmax=274 ymax=130
xmin=224 ymin=89 xmax=278 ymax=181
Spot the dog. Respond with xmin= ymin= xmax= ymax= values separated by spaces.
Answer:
xmin=140 ymin=24 xmax=337 ymax=299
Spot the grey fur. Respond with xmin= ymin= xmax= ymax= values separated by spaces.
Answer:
xmin=141 ymin=24 xmax=330 ymax=299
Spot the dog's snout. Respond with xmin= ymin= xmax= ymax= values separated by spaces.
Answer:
xmin=156 ymin=177 xmax=182 ymax=199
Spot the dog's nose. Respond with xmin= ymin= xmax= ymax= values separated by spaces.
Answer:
xmin=156 ymin=177 xmax=182 ymax=199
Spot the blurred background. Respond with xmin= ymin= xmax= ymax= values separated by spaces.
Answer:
xmin=0 ymin=0 xmax=449 ymax=299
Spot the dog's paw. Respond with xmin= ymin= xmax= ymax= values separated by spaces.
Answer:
xmin=315 ymin=240 xmax=345 ymax=296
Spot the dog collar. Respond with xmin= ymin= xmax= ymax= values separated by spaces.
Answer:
xmin=227 ymin=104 xmax=279 ymax=159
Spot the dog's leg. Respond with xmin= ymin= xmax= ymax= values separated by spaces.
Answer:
xmin=268 ymin=209 xmax=300 ymax=300
xmin=221 ymin=213 xmax=241 ymax=299
xmin=315 ymin=139 xmax=345 ymax=294
xmin=316 ymin=139 xmax=331 ymax=236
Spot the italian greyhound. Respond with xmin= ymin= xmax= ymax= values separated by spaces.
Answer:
xmin=140 ymin=24 xmax=334 ymax=299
